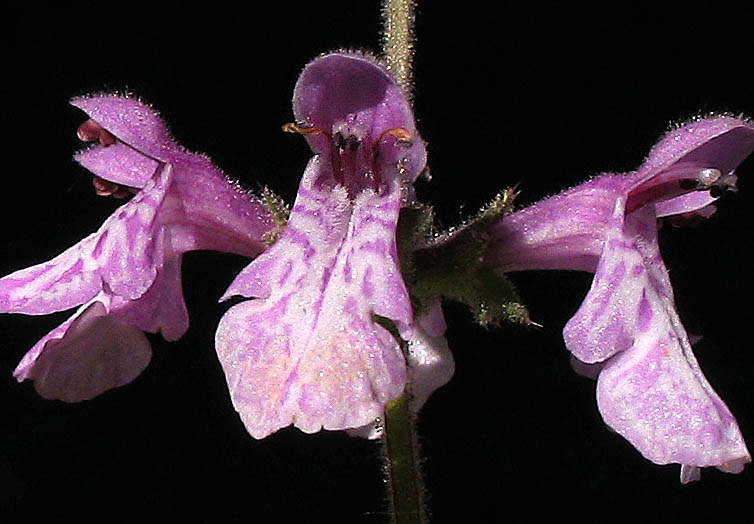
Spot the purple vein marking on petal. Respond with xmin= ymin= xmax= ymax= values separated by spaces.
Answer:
xmin=359 ymin=239 xmax=389 ymax=257
xmin=595 ymin=321 xmax=628 ymax=355
xmin=343 ymin=255 xmax=353 ymax=284
xmin=92 ymin=230 xmax=109 ymax=260
xmin=278 ymin=259 xmax=294 ymax=287
xmin=343 ymin=296 xmax=358 ymax=315
xmin=295 ymin=185 xmax=331 ymax=205
xmin=362 ymin=266 xmax=375 ymax=298
xmin=373 ymin=199 xmax=401 ymax=212
xmin=280 ymin=363 xmax=300 ymax=410
xmin=358 ymin=213 xmax=395 ymax=231
xmin=607 ymin=237 xmax=635 ymax=252
xmin=284 ymin=227 xmax=317 ymax=260
xmin=126 ymin=214 xmax=143 ymax=252
xmin=608 ymin=260 xmax=627 ymax=289
xmin=590 ymin=260 xmax=626 ymax=322
xmin=319 ymin=265 xmax=334 ymax=296
xmin=638 ymin=289 xmax=653 ymax=333
xmin=307 ymin=263 xmax=336 ymax=324
xmin=255 ymin=292 xmax=293 ymax=326
xmin=291 ymin=206 xmax=327 ymax=227
xmin=57 ymin=259 xmax=85 ymax=287
xmin=648 ymin=273 xmax=671 ymax=299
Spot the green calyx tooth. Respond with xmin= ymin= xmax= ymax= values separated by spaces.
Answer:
xmin=397 ymin=188 xmax=529 ymax=327
xmin=260 ymin=187 xmax=290 ymax=247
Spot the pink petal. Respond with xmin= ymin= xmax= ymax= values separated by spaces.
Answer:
xmin=216 ymin=158 xmax=411 ymax=438
xmin=72 ymin=97 xmax=274 ymax=259
xmin=628 ymin=117 xmax=754 ymax=213
xmin=161 ymin=156 xmax=275 ymax=258
xmin=403 ymin=300 xmax=455 ymax=412
xmin=75 ymin=143 xmax=159 ymax=189
xmin=635 ymin=116 xmax=754 ymax=183
xmin=0 ymin=165 xmax=171 ymax=314
xmin=293 ymin=52 xmax=426 ymax=184
xmin=654 ymin=191 xmax=717 ymax=217
xmin=14 ymin=298 xmax=151 ymax=402
xmin=0 ymin=238 xmax=103 ymax=315
xmin=485 ymin=175 xmax=629 ymax=273
xmin=597 ymin=320 xmax=750 ymax=470
xmin=568 ymin=205 xmax=750 ymax=471
xmin=562 ymin=196 xmax=641 ymax=363
xmin=112 ymin=255 xmax=189 ymax=341
xmin=71 ymin=95 xmax=180 ymax=162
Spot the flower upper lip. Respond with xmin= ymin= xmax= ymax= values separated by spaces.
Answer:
xmin=290 ymin=52 xmax=427 ymax=194
xmin=628 ymin=117 xmax=754 ymax=216
xmin=70 ymin=94 xmax=180 ymax=163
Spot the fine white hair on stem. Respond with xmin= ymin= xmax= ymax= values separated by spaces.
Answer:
xmin=382 ymin=0 xmax=416 ymax=101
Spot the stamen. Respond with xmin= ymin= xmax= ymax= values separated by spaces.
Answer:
xmin=385 ymin=128 xmax=412 ymax=142
xmin=92 ymin=177 xmax=130 ymax=199
xmin=628 ymin=163 xmax=739 ymax=214
xmin=712 ymin=172 xmax=739 ymax=196
xmin=346 ymin=135 xmax=361 ymax=151
xmin=282 ymin=122 xmax=323 ymax=136
xmin=381 ymin=128 xmax=413 ymax=148
xmin=696 ymin=168 xmax=722 ymax=187
xmin=334 ymin=131 xmax=347 ymax=149
xmin=669 ymin=165 xmax=722 ymax=192
xmin=77 ymin=119 xmax=116 ymax=146
xmin=678 ymin=167 xmax=737 ymax=195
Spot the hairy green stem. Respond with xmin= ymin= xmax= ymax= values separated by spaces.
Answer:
xmin=383 ymin=392 xmax=425 ymax=524
xmin=382 ymin=0 xmax=416 ymax=99
xmin=381 ymin=2 xmax=424 ymax=522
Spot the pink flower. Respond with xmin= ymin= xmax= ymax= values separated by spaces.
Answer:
xmin=486 ymin=116 xmax=754 ymax=481
xmin=1 ymin=95 xmax=274 ymax=402
xmin=215 ymin=52 xmax=454 ymax=439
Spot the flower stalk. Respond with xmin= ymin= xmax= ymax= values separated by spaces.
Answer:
xmin=382 ymin=0 xmax=415 ymax=100
xmin=383 ymin=392 xmax=425 ymax=524
xmin=380 ymin=2 xmax=427 ymax=521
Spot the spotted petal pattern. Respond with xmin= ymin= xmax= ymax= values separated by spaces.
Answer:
xmin=2 ymin=95 xmax=274 ymax=401
xmin=568 ymin=200 xmax=749 ymax=472
xmin=217 ymin=158 xmax=412 ymax=438
xmin=487 ymin=116 xmax=754 ymax=480
xmin=215 ymin=52 xmax=454 ymax=439
xmin=0 ymin=165 xmax=172 ymax=315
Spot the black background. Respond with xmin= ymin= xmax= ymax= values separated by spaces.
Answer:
xmin=2 ymin=2 xmax=753 ymax=522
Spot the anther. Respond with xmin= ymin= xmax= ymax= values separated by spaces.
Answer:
xmin=77 ymin=119 xmax=116 ymax=146
xmin=93 ymin=177 xmax=130 ymax=199
xmin=346 ymin=135 xmax=361 ymax=151
xmin=386 ymin=128 xmax=412 ymax=141
xmin=282 ymin=122 xmax=323 ymax=135
xmin=334 ymin=131 xmax=347 ymax=149
xmin=715 ymin=172 xmax=739 ymax=195
xmin=696 ymin=168 xmax=722 ymax=187
xmin=382 ymin=128 xmax=413 ymax=148
xmin=679 ymin=168 xmax=739 ymax=198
